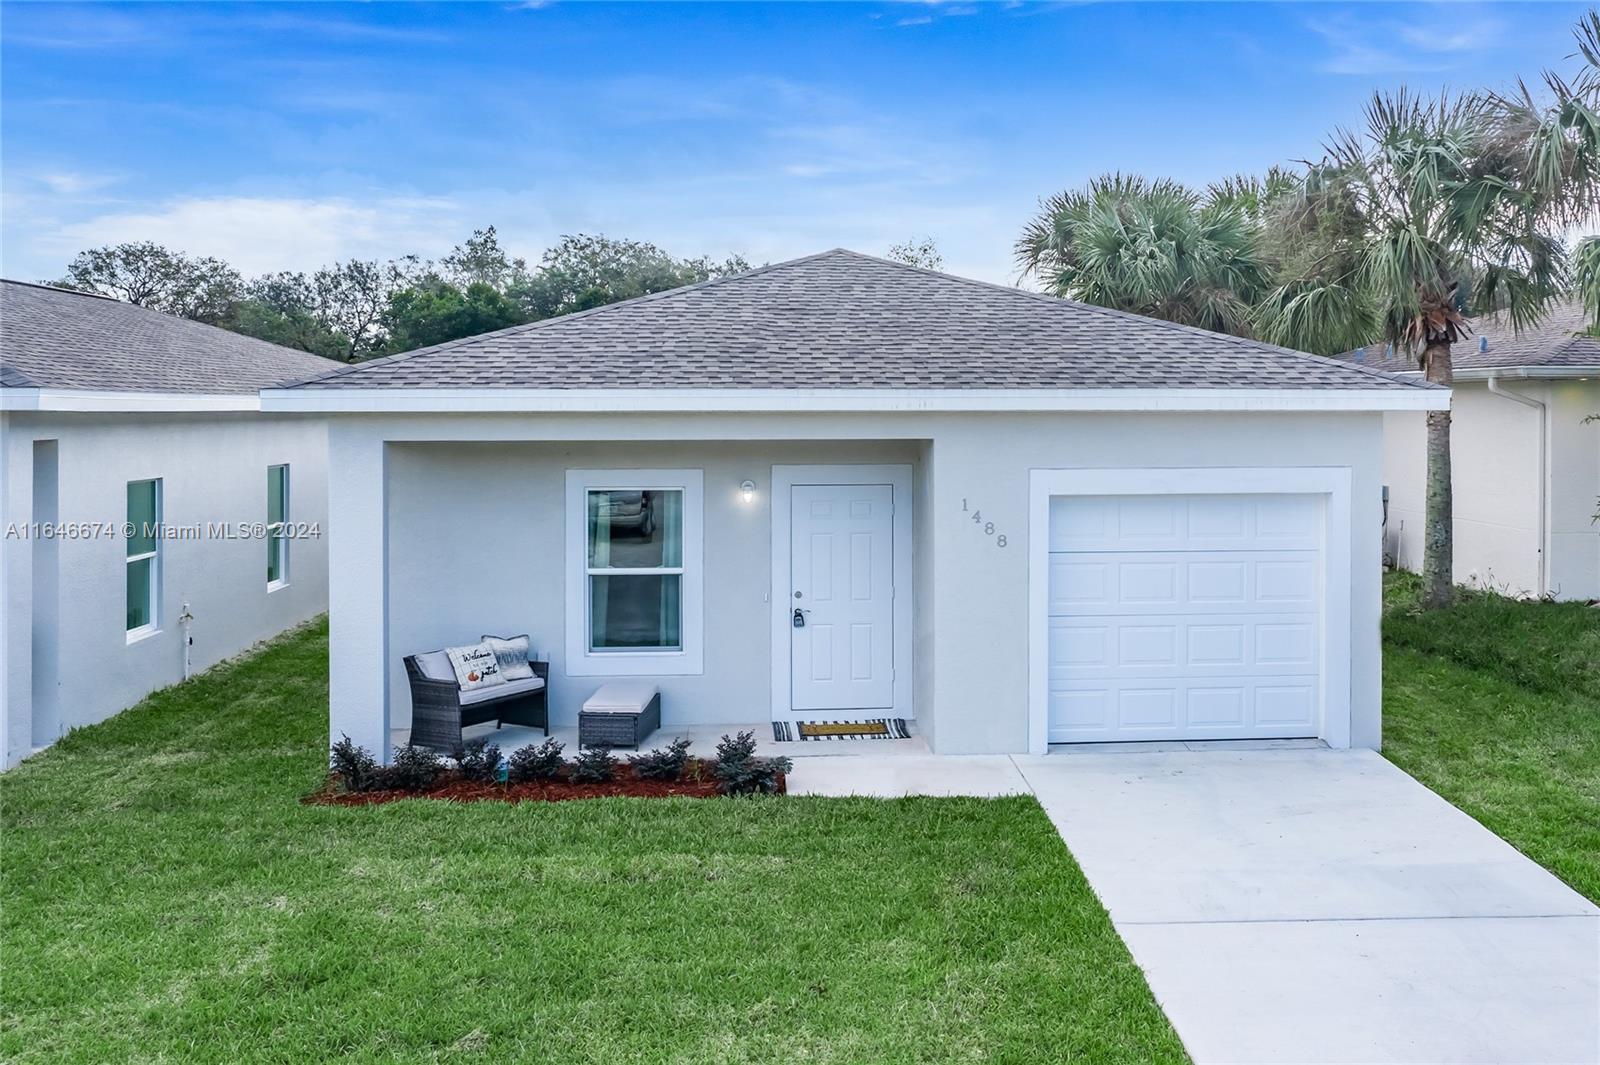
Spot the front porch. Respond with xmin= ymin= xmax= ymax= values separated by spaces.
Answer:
xmin=392 ymin=719 xmax=933 ymax=760
xmin=330 ymin=430 xmax=941 ymax=762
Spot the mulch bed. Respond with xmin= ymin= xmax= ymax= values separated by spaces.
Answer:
xmin=305 ymin=760 xmax=784 ymax=806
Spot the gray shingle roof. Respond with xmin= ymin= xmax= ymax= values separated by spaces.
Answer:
xmin=288 ymin=249 xmax=1431 ymax=392
xmin=1337 ymin=300 xmax=1600 ymax=375
xmin=1 ymin=279 xmax=340 ymax=393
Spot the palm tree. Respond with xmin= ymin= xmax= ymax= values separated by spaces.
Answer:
xmin=1257 ymin=89 xmax=1569 ymax=609
xmin=1015 ymin=173 xmax=1270 ymax=337
xmin=1491 ymin=9 xmax=1600 ymax=328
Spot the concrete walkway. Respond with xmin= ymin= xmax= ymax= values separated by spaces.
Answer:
xmin=787 ymin=746 xmax=1600 ymax=1064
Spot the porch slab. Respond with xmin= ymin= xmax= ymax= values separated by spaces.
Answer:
xmin=784 ymin=755 xmax=1030 ymax=798
xmin=395 ymin=721 xmax=931 ymax=760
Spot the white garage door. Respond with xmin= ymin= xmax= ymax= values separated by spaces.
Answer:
xmin=1047 ymin=493 xmax=1323 ymax=743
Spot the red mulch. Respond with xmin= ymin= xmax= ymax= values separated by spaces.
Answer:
xmin=305 ymin=760 xmax=784 ymax=806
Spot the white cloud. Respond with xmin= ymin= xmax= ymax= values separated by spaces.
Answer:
xmin=1308 ymin=10 xmax=1507 ymax=76
xmin=39 ymin=195 xmax=466 ymax=276
xmin=35 ymin=171 xmax=122 ymax=196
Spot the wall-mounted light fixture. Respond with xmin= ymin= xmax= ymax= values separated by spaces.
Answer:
xmin=740 ymin=479 xmax=757 ymax=504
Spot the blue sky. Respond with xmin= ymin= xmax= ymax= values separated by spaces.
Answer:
xmin=1 ymin=1 xmax=1592 ymax=285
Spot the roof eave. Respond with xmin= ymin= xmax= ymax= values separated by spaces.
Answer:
xmin=1381 ymin=366 xmax=1599 ymax=381
xmin=0 ymin=387 xmax=262 ymax=413
xmin=259 ymin=386 xmax=1450 ymax=415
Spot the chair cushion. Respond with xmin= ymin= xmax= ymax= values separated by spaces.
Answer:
xmin=445 ymin=642 xmax=504 ymax=691
xmin=481 ymin=634 xmax=534 ymax=680
xmin=414 ymin=649 xmax=455 ymax=683
xmin=459 ymin=673 xmax=546 ymax=706
xmin=583 ymin=681 xmax=659 ymax=713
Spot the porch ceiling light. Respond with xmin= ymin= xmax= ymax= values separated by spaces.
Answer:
xmin=740 ymin=479 xmax=757 ymax=504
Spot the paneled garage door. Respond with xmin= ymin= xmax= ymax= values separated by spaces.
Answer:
xmin=1046 ymin=493 xmax=1323 ymax=743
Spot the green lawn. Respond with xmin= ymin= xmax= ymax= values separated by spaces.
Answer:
xmin=1382 ymin=573 xmax=1600 ymax=902
xmin=0 ymin=618 xmax=1184 ymax=1064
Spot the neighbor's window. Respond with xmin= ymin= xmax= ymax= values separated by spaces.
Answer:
xmin=565 ymin=470 xmax=703 ymax=676
xmin=126 ymin=478 xmax=161 ymax=635
xmin=587 ymin=489 xmax=684 ymax=651
xmin=267 ymin=464 xmax=289 ymax=587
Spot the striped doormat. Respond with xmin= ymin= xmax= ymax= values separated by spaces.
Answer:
xmin=772 ymin=719 xmax=913 ymax=742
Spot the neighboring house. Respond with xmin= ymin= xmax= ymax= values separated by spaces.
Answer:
xmin=1339 ymin=302 xmax=1599 ymax=601
xmin=262 ymin=249 xmax=1445 ymax=758
xmin=1 ymin=280 xmax=333 ymax=768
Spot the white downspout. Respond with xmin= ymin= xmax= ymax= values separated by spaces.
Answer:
xmin=1487 ymin=376 xmax=1549 ymax=597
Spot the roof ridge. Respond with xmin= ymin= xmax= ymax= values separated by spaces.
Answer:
xmin=286 ymin=250 xmax=841 ymax=388
xmin=832 ymin=249 xmax=1438 ymax=391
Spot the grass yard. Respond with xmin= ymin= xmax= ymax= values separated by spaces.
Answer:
xmin=0 ymin=618 xmax=1184 ymax=1065
xmin=1382 ymin=573 xmax=1600 ymax=903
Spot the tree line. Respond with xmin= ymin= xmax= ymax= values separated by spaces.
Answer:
xmin=53 ymin=230 xmax=947 ymax=364
xmin=53 ymin=231 xmax=754 ymax=363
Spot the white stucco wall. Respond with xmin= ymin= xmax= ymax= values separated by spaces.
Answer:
xmin=1544 ymin=379 xmax=1600 ymax=600
xmin=1 ymin=411 xmax=329 ymax=767
xmin=1383 ymin=378 xmax=1599 ymax=600
xmin=325 ymin=410 xmax=1385 ymax=757
xmin=383 ymin=439 xmax=921 ymax=732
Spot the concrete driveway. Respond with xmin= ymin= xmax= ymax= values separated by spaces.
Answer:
xmin=1015 ymin=747 xmax=1600 ymax=1065
xmin=788 ymin=745 xmax=1599 ymax=1063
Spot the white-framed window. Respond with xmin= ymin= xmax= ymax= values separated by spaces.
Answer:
xmin=267 ymin=464 xmax=290 ymax=589
xmin=126 ymin=478 xmax=161 ymax=639
xmin=565 ymin=469 xmax=703 ymax=676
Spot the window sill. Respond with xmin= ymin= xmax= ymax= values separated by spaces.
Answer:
xmin=267 ymin=579 xmax=290 ymax=594
xmin=565 ymin=648 xmax=702 ymax=678
xmin=126 ymin=625 xmax=161 ymax=645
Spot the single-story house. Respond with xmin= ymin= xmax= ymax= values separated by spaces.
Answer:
xmin=261 ymin=249 xmax=1446 ymax=757
xmin=1 ymin=280 xmax=334 ymax=768
xmin=1341 ymin=302 xmax=1598 ymax=601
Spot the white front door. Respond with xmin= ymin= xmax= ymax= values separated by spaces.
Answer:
xmin=789 ymin=483 xmax=895 ymax=714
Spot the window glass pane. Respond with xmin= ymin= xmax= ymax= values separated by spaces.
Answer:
xmin=126 ymin=556 xmax=152 ymax=631
xmin=587 ymin=489 xmax=682 ymax=569
xmin=267 ymin=532 xmax=284 ymax=584
xmin=268 ymin=466 xmax=287 ymax=525
xmin=126 ymin=480 xmax=158 ymax=556
xmin=589 ymin=574 xmax=681 ymax=650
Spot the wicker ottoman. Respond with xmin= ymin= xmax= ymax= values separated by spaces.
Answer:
xmin=579 ymin=682 xmax=661 ymax=749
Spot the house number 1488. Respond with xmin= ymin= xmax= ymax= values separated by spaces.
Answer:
xmin=961 ymin=499 xmax=1008 ymax=548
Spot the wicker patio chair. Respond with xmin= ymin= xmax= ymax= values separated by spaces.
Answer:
xmin=403 ymin=652 xmax=549 ymax=751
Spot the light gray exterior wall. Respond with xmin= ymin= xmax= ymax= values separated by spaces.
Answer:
xmin=385 ymin=439 xmax=921 ymax=731
xmin=327 ymin=409 xmax=1386 ymax=757
xmin=1 ymin=411 xmax=329 ymax=767
xmin=1382 ymin=378 xmax=1599 ymax=600
xmin=1546 ymin=380 xmax=1600 ymax=600
xmin=923 ymin=412 xmax=1385 ymax=751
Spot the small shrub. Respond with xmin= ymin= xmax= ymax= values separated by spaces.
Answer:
xmin=714 ymin=730 xmax=758 ymax=765
xmin=570 ymin=744 xmax=618 ymax=783
xmin=378 ymin=744 xmax=444 ymax=792
xmin=452 ymin=739 xmax=503 ymax=784
xmin=714 ymin=753 xmax=792 ymax=795
xmin=712 ymin=730 xmax=792 ymax=796
xmin=330 ymin=734 xmax=379 ymax=793
xmin=630 ymin=737 xmax=692 ymax=781
xmin=508 ymin=738 xmax=565 ymax=783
